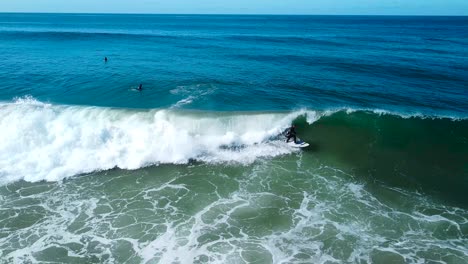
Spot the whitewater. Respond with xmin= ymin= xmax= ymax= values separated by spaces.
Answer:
xmin=0 ymin=98 xmax=312 ymax=183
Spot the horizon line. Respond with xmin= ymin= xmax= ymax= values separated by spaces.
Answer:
xmin=0 ymin=12 xmax=467 ymax=17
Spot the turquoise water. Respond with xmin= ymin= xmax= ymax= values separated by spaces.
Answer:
xmin=0 ymin=14 xmax=467 ymax=263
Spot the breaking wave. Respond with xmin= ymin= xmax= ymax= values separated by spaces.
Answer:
xmin=1 ymin=97 xmax=466 ymax=184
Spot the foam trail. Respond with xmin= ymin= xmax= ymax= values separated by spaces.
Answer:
xmin=170 ymin=84 xmax=216 ymax=109
xmin=0 ymin=99 xmax=312 ymax=184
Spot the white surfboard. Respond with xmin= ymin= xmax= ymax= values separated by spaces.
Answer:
xmin=287 ymin=139 xmax=309 ymax=148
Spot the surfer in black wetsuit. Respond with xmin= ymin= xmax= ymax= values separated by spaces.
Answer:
xmin=104 ymin=57 xmax=108 ymax=63
xmin=137 ymin=84 xmax=142 ymax=91
xmin=285 ymin=125 xmax=297 ymax=143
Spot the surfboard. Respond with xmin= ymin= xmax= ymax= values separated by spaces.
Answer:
xmin=287 ymin=139 xmax=309 ymax=148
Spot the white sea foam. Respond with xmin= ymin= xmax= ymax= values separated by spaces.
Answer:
xmin=2 ymin=149 xmax=467 ymax=263
xmin=0 ymin=98 xmax=318 ymax=184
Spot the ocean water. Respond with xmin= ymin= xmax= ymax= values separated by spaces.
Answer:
xmin=0 ymin=13 xmax=467 ymax=263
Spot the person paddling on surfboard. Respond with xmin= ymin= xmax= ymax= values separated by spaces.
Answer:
xmin=285 ymin=125 xmax=297 ymax=144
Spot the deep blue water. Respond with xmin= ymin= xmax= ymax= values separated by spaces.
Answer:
xmin=1 ymin=14 xmax=467 ymax=116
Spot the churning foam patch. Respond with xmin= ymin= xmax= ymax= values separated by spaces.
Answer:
xmin=0 ymin=98 xmax=317 ymax=184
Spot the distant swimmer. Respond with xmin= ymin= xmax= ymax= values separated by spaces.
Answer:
xmin=137 ymin=83 xmax=143 ymax=91
xmin=285 ymin=125 xmax=297 ymax=144
xmin=104 ymin=57 xmax=108 ymax=63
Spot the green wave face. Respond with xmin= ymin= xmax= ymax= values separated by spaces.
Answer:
xmin=295 ymin=110 xmax=468 ymax=205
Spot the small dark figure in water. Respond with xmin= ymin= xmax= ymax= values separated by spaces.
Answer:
xmin=285 ymin=125 xmax=297 ymax=143
xmin=137 ymin=84 xmax=143 ymax=91
xmin=104 ymin=57 xmax=108 ymax=63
